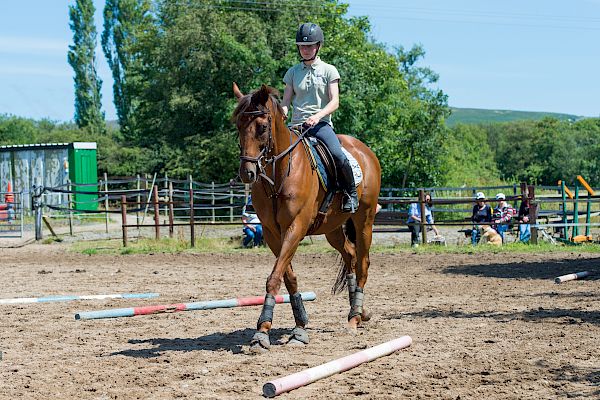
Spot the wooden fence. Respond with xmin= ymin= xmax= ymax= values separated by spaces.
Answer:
xmin=35 ymin=175 xmax=600 ymax=246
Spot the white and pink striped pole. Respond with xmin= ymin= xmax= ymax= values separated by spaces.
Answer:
xmin=262 ymin=335 xmax=412 ymax=397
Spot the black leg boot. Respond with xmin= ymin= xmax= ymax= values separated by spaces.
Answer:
xmin=339 ymin=159 xmax=359 ymax=213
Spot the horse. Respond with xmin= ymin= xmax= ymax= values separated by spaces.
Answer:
xmin=232 ymin=83 xmax=381 ymax=352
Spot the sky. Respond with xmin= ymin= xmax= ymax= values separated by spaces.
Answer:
xmin=0 ymin=0 xmax=598 ymax=123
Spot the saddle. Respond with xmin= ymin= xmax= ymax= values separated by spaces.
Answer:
xmin=296 ymin=129 xmax=363 ymax=233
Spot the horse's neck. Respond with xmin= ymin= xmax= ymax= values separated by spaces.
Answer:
xmin=271 ymin=118 xmax=296 ymax=157
xmin=268 ymin=119 xmax=306 ymax=176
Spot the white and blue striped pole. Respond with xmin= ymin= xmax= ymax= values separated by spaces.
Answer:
xmin=0 ymin=293 xmax=159 ymax=305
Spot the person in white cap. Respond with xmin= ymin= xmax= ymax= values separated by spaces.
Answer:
xmin=471 ymin=192 xmax=492 ymax=245
xmin=493 ymin=193 xmax=515 ymax=242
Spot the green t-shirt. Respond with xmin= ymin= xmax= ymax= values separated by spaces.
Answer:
xmin=283 ymin=57 xmax=340 ymax=126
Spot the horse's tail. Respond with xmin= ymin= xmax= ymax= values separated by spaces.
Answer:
xmin=332 ymin=218 xmax=356 ymax=294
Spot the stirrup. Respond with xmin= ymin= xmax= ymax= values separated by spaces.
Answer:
xmin=341 ymin=192 xmax=358 ymax=213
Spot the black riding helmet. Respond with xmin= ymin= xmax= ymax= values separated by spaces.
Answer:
xmin=295 ymin=23 xmax=324 ymax=45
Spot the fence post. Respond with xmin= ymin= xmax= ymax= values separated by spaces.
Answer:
xmin=573 ymin=185 xmax=580 ymax=239
xmin=136 ymin=174 xmax=141 ymax=228
xmin=529 ymin=185 xmax=538 ymax=244
xmin=66 ymin=179 xmax=73 ymax=236
xmin=418 ymin=189 xmax=427 ymax=245
xmin=153 ymin=185 xmax=160 ymax=240
xmin=164 ymin=172 xmax=169 ymax=224
xmin=33 ymin=188 xmax=43 ymax=241
xmin=560 ymin=180 xmax=567 ymax=239
xmin=168 ymin=181 xmax=174 ymax=238
xmin=189 ymin=188 xmax=195 ymax=247
xmin=103 ymin=172 xmax=109 ymax=234
xmin=121 ymin=195 xmax=128 ymax=247
xmin=211 ymin=181 xmax=215 ymax=223
xmin=229 ymin=187 xmax=234 ymax=222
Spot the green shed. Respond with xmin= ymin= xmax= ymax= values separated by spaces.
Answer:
xmin=68 ymin=142 xmax=98 ymax=211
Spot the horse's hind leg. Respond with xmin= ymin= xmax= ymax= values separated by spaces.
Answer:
xmin=347 ymin=215 xmax=374 ymax=331
xmin=326 ymin=227 xmax=370 ymax=326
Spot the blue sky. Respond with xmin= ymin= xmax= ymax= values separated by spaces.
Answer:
xmin=0 ymin=0 xmax=598 ymax=122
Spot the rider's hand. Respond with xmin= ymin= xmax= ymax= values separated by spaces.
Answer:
xmin=304 ymin=115 xmax=320 ymax=127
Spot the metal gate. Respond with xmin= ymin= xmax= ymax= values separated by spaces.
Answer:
xmin=0 ymin=191 xmax=24 ymax=238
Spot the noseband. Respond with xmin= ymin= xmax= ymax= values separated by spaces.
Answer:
xmin=238 ymin=108 xmax=273 ymax=175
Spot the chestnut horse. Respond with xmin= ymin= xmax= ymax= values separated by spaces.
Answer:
xmin=233 ymin=83 xmax=381 ymax=352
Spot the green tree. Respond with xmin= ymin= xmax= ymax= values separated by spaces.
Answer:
xmin=102 ymin=0 xmax=153 ymax=138
xmin=442 ymin=124 xmax=501 ymax=186
xmin=68 ymin=0 xmax=106 ymax=134
xmin=118 ymin=0 xmax=449 ymax=184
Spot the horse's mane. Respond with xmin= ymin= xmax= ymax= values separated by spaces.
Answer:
xmin=232 ymin=85 xmax=284 ymax=121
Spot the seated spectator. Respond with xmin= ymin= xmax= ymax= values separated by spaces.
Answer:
xmin=517 ymin=196 xmax=531 ymax=243
xmin=242 ymin=197 xmax=263 ymax=248
xmin=471 ymin=192 xmax=492 ymax=245
xmin=493 ymin=193 xmax=515 ymax=243
xmin=407 ymin=192 xmax=440 ymax=247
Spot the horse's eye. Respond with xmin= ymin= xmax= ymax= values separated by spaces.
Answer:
xmin=257 ymin=124 xmax=267 ymax=135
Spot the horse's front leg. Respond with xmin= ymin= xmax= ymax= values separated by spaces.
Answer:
xmin=283 ymin=264 xmax=310 ymax=346
xmin=251 ymin=219 xmax=307 ymax=352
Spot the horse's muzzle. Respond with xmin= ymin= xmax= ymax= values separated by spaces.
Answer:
xmin=240 ymin=162 xmax=258 ymax=184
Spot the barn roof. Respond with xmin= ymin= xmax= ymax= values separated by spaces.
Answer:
xmin=0 ymin=142 xmax=96 ymax=152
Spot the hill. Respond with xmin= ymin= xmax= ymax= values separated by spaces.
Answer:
xmin=446 ymin=107 xmax=583 ymax=126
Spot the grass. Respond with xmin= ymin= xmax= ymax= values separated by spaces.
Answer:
xmin=69 ymin=236 xmax=600 ymax=256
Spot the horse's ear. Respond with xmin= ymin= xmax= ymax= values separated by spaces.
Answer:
xmin=233 ymin=82 xmax=244 ymax=100
xmin=253 ymin=84 xmax=270 ymax=106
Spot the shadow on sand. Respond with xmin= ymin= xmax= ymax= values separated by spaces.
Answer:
xmin=385 ymin=307 xmax=600 ymax=326
xmin=108 ymin=327 xmax=292 ymax=358
xmin=443 ymin=255 xmax=600 ymax=280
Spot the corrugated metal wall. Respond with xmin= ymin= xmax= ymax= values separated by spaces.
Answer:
xmin=0 ymin=148 xmax=68 ymax=210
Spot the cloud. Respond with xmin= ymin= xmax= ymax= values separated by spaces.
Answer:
xmin=0 ymin=36 xmax=68 ymax=55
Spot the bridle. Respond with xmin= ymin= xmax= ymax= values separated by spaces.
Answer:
xmin=238 ymin=107 xmax=307 ymax=191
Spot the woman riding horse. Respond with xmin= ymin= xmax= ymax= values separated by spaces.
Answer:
xmin=232 ymin=23 xmax=381 ymax=353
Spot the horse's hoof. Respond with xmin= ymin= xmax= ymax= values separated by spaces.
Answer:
xmin=287 ymin=327 xmax=309 ymax=346
xmin=361 ymin=309 xmax=372 ymax=322
xmin=347 ymin=316 xmax=361 ymax=333
xmin=250 ymin=331 xmax=270 ymax=353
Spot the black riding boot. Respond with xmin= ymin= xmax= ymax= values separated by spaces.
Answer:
xmin=339 ymin=159 xmax=359 ymax=213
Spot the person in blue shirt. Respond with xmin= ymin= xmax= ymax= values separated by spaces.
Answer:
xmin=242 ymin=196 xmax=263 ymax=248
xmin=471 ymin=191 xmax=493 ymax=245
xmin=407 ymin=193 xmax=439 ymax=247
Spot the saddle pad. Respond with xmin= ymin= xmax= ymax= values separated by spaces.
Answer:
xmin=342 ymin=148 xmax=363 ymax=187
xmin=304 ymin=139 xmax=363 ymax=191
xmin=303 ymin=138 xmax=330 ymax=191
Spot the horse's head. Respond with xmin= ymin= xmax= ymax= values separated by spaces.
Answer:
xmin=232 ymin=83 xmax=282 ymax=184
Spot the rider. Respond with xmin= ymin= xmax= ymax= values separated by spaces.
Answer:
xmin=281 ymin=23 xmax=358 ymax=213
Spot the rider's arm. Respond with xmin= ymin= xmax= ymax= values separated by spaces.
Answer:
xmin=305 ymin=79 xmax=339 ymax=126
xmin=281 ymin=83 xmax=294 ymax=120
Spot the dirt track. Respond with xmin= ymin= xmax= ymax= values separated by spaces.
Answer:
xmin=0 ymin=244 xmax=598 ymax=399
